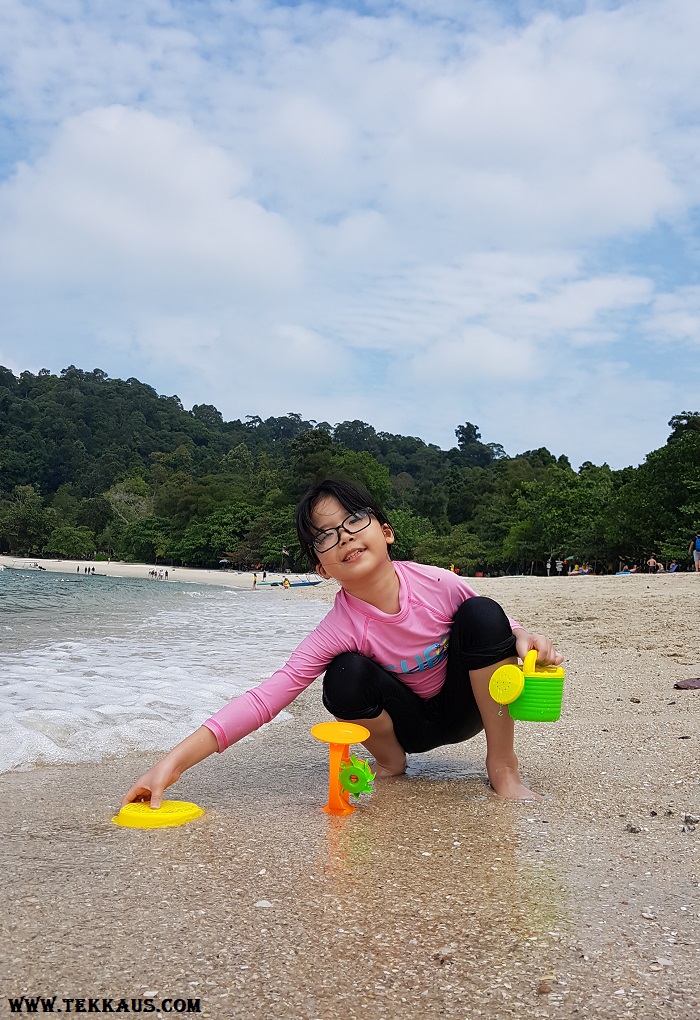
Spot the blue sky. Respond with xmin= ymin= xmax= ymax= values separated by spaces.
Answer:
xmin=1 ymin=0 xmax=699 ymax=469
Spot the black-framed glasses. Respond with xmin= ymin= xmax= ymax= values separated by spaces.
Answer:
xmin=312 ymin=508 xmax=373 ymax=553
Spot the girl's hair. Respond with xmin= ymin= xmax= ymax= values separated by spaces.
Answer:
xmin=296 ymin=478 xmax=392 ymax=566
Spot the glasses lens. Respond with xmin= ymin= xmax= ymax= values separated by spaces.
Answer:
xmin=313 ymin=531 xmax=336 ymax=553
xmin=344 ymin=509 xmax=371 ymax=533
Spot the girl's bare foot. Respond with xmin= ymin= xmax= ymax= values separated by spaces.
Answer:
xmin=355 ymin=710 xmax=407 ymax=779
xmin=487 ymin=758 xmax=541 ymax=800
xmin=372 ymin=754 xmax=407 ymax=779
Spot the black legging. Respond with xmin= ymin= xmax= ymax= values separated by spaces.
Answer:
xmin=322 ymin=596 xmax=516 ymax=754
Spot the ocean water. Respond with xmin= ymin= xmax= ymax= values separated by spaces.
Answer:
xmin=0 ymin=569 xmax=329 ymax=773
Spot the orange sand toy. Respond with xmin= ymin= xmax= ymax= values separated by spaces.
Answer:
xmin=311 ymin=721 xmax=371 ymax=816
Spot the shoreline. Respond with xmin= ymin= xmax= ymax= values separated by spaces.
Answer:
xmin=2 ymin=552 xmax=694 ymax=593
xmin=0 ymin=554 xmax=320 ymax=590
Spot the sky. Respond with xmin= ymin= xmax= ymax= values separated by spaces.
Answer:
xmin=1 ymin=0 xmax=699 ymax=469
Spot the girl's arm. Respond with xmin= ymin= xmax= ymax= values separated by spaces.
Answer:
xmin=120 ymin=608 xmax=348 ymax=807
xmin=120 ymin=726 xmax=219 ymax=809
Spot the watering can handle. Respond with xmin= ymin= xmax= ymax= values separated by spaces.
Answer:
xmin=522 ymin=649 xmax=539 ymax=675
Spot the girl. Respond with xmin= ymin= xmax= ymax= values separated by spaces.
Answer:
xmin=122 ymin=480 xmax=562 ymax=807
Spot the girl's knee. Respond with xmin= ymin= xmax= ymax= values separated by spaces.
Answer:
xmin=455 ymin=596 xmax=511 ymax=634
xmin=322 ymin=653 xmax=379 ymax=719
xmin=452 ymin=597 xmax=516 ymax=665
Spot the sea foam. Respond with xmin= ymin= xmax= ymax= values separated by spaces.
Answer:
xmin=0 ymin=572 xmax=329 ymax=772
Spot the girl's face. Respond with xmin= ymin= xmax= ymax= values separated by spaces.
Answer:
xmin=311 ymin=496 xmax=394 ymax=584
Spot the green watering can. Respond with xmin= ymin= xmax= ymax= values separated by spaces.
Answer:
xmin=489 ymin=649 xmax=565 ymax=722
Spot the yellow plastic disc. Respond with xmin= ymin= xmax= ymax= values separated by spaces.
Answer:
xmin=489 ymin=664 xmax=525 ymax=705
xmin=112 ymin=799 xmax=204 ymax=829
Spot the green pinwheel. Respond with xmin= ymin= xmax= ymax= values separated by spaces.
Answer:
xmin=338 ymin=755 xmax=376 ymax=799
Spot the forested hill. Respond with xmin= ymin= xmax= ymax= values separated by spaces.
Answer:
xmin=1 ymin=365 xmax=699 ymax=572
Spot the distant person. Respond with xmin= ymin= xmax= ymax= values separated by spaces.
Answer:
xmin=77 ymin=566 xmax=80 ymax=573
xmin=646 ymin=557 xmax=658 ymax=573
xmin=121 ymin=478 xmax=562 ymax=811
xmin=669 ymin=561 xmax=679 ymax=573
xmin=252 ymin=573 xmax=258 ymax=589
xmin=555 ymin=559 xmax=563 ymax=576
xmin=688 ymin=531 xmax=700 ymax=572
xmin=546 ymin=558 xmax=551 ymax=577
xmin=282 ymin=577 xmax=291 ymax=589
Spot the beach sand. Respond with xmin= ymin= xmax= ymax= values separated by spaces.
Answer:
xmin=2 ymin=573 xmax=699 ymax=1018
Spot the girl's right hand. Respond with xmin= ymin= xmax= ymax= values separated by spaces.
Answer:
xmin=121 ymin=758 xmax=182 ymax=809
xmin=120 ymin=725 xmax=219 ymax=810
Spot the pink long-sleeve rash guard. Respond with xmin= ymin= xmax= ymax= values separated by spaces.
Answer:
xmin=203 ymin=560 xmax=521 ymax=752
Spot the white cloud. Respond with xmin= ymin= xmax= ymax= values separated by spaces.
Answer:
xmin=514 ymin=274 xmax=655 ymax=336
xmin=268 ymin=94 xmax=354 ymax=163
xmin=646 ymin=286 xmax=700 ymax=346
xmin=408 ymin=327 xmax=535 ymax=385
xmin=1 ymin=0 xmax=700 ymax=468
xmin=0 ymin=105 xmax=303 ymax=323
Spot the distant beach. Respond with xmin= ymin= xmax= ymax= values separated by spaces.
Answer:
xmin=0 ymin=554 xmax=324 ymax=590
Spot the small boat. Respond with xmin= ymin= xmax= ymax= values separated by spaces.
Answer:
xmin=259 ymin=578 xmax=322 ymax=587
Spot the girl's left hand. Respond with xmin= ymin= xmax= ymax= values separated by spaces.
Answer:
xmin=514 ymin=629 xmax=563 ymax=666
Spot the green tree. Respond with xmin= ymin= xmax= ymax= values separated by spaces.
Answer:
xmin=173 ymin=504 xmax=257 ymax=567
xmin=116 ymin=516 xmax=172 ymax=563
xmin=0 ymin=485 xmax=49 ymax=553
xmin=43 ymin=525 xmax=96 ymax=559
xmin=105 ymin=476 xmax=152 ymax=526
xmin=76 ymin=495 xmax=114 ymax=534
xmin=287 ymin=430 xmax=336 ymax=497
xmin=667 ymin=411 xmax=700 ymax=442
xmin=220 ymin=443 xmax=254 ymax=479
xmin=388 ymin=508 xmax=435 ymax=560
xmin=329 ymin=450 xmax=392 ymax=506
xmin=414 ymin=524 xmax=485 ymax=572
xmin=230 ymin=507 xmax=300 ymax=569
xmin=454 ymin=422 xmax=497 ymax=467
xmin=610 ymin=432 xmax=700 ymax=561
xmin=504 ymin=465 xmax=615 ymax=566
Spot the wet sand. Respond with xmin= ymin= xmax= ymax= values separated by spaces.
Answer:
xmin=2 ymin=574 xmax=699 ymax=1018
